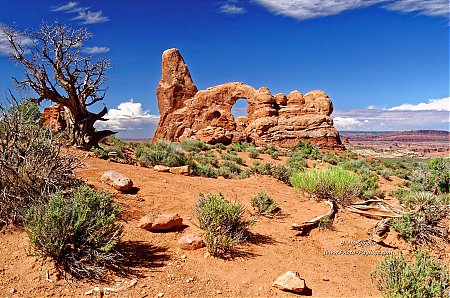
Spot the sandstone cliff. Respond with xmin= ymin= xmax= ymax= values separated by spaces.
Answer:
xmin=153 ymin=48 xmax=343 ymax=150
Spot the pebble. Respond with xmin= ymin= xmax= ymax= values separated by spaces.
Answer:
xmin=157 ymin=293 xmax=164 ymax=297
xmin=216 ymin=290 xmax=222 ymax=294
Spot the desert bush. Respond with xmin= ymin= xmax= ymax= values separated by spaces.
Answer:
xmin=195 ymin=193 xmax=253 ymax=256
xmin=288 ymin=151 xmax=307 ymax=172
xmin=94 ymin=136 xmax=126 ymax=159
xmin=192 ymin=151 xmax=219 ymax=167
xmin=248 ymin=148 xmax=260 ymax=159
xmin=294 ymin=140 xmax=320 ymax=159
xmin=250 ymin=192 xmax=278 ymax=215
xmin=0 ymin=100 xmax=79 ymax=224
xmin=371 ymin=251 xmax=449 ymax=298
xmin=218 ymin=160 xmax=242 ymax=178
xmin=195 ymin=164 xmax=219 ymax=178
xmin=25 ymin=185 xmax=123 ymax=279
xmin=136 ymin=140 xmax=186 ymax=167
xmin=323 ymin=154 xmax=339 ymax=165
xmin=390 ymin=191 xmax=449 ymax=245
xmin=271 ymin=164 xmax=291 ymax=185
xmin=181 ymin=139 xmax=210 ymax=152
xmin=270 ymin=151 xmax=279 ymax=160
xmin=290 ymin=167 xmax=362 ymax=205
xmin=227 ymin=141 xmax=250 ymax=153
xmin=221 ymin=153 xmax=245 ymax=165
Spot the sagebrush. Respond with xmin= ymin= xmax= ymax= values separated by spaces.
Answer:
xmin=25 ymin=185 xmax=123 ymax=279
xmin=195 ymin=193 xmax=253 ymax=256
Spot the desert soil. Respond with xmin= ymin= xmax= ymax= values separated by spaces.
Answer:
xmin=0 ymin=152 xmax=422 ymax=297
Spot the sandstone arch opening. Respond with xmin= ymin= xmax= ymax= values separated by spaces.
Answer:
xmin=231 ymin=98 xmax=249 ymax=119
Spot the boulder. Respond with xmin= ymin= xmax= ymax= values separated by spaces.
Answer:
xmin=272 ymin=271 xmax=306 ymax=294
xmin=170 ymin=165 xmax=190 ymax=175
xmin=137 ymin=213 xmax=183 ymax=232
xmin=177 ymin=234 xmax=205 ymax=250
xmin=154 ymin=165 xmax=170 ymax=172
xmin=100 ymin=170 xmax=133 ymax=192
xmin=152 ymin=48 xmax=344 ymax=150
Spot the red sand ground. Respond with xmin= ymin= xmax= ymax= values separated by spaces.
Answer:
xmin=0 ymin=152 xmax=436 ymax=297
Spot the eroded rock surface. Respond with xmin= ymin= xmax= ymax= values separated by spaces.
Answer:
xmin=153 ymin=48 xmax=344 ymax=150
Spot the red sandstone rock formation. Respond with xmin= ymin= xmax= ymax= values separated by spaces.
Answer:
xmin=40 ymin=104 xmax=67 ymax=132
xmin=153 ymin=48 xmax=344 ymax=150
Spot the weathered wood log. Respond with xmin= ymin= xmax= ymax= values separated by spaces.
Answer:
xmin=291 ymin=200 xmax=336 ymax=231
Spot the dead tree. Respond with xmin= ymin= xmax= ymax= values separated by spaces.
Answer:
xmin=3 ymin=22 xmax=115 ymax=149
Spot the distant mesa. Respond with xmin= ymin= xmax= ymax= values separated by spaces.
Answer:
xmin=153 ymin=48 xmax=344 ymax=150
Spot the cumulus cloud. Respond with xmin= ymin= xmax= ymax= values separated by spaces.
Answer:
xmin=95 ymin=100 xmax=159 ymax=138
xmin=0 ymin=24 xmax=34 ymax=56
xmin=333 ymin=96 xmax=450 ymax=131
xmin=253 ymin=0 xmax=449 ymax=20
xmin=51 ymin=2 xmax=109 ymax=24
xmin=388 ymin=97 xmax=449 ymax=111
xmin=81 ymin=46 xmax=110 ymax=55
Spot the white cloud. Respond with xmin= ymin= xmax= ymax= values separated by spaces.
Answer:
xmin=81 ymin=46 xmax=110 ymax=55
xmin=51 ymin=2 xmax=109 ymax=24
xmin=384 ymin=0 xmax=449 ymax=18
xmin=253 ymin=0 xmax=449 ymax=20
xmin=333 ymin=96 xmax=450 ymax=131
xmin=388 ymin=97 xmax=450 ymax=111
xmin=333 ymin=116 xmax=364 ymax=130
xmin=0 ymin=24 xmax=34 ymax=56
xmin=220 ymin=2 xmax=247 ymax=15
xmin=95 ymin=100 xmax=159 ymax=137
xmin=72 ymin=10 xmax=110 ymax=24
xmin=254 ymin=0 xmax=383 ymax=20
xmin=52 ymin=1 xmax=89 ymax=13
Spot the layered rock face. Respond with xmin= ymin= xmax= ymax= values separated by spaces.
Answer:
xmin=40 ymin=104 xmax=68 ymax=132
xmin=153 ymin=48 xmax=343 ymax=150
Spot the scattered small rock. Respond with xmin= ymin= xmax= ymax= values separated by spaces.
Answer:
xmin=137 ymin=213 xmax=183 ymax=232
xmin=177 ymin=234 xmax=205 ymax=250
xmin=169 ymin=165 xmax=190 ymax=175
xmin=272 ymin=271 xmax=306 ymax=294
xmin=9 ymin=288 xmax=16 ymax=294
xmin=154 ymin=165 xmax=170 ymax=172
xmin=157 ymin=293 xmax=164 ymax=297
xmin=100 ymin=170 xmax=133 ymax=192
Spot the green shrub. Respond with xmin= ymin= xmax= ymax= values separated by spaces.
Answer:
xmin=192 ymin=151 xmax=219 ymax=167
xmin=196 ymin=164 xmax=219 ymax=178
xmin=390 ymin=191 xmax=449 ymax=245
xmin=181 ymin=139 xmax=210 ymax=152
xmin=227 ymin=142 xmax=250 ymax=153
xmin=25 ymin=185 xmax=123 ymax=279
xmin=323 ymin=154 xmax=339 ymax=165
xmin=290 ymin=167 xmax=362 ymax=205
xmin=195 ymin=193 xmax=253 ymax=256
xmin=248 ymin=148 xmax=260 ymax=159
xmin=371 ymin=251 xmax=449 ymax=298
xmin=136 ymin=140 xmax=186 ymax=167
xmin=426 ymin=157 xmax=450 ymax=194
xmin=288 ymin=151 xmax=307 ymax=172
xmin=250 ymin=192 xmax=278 ymax=215
xmin=271 ymin=164 xmax=291 ymax=185
xmin=270 ymin=151 xmax=279 ymax=160
xmin=218 ymin=161 xmax=241 ymax=178
xmin=221 ymin=153 xmax=245 ymax=165
xmin=0 ymin=100 xmax=79 ymax=224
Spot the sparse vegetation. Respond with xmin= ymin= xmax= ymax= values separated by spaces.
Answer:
xmin=181 ymin=139 xmax=211 ymax=152
xmin=290 ymin=167 xmax=363 ymax=205
xmin=390 ymin=191 xmax=449 ymax=245
xmin=371 ymin=251 xmax=449 ymax=298
xmin=248 ymin=148 xmax=260 ymax=159
xmin=136 ymin=140 xmax=187 ymax=167
xmin=25 ymin=185 xmax=123 ymax=279
xmin=250 ymin=192 xmax=279 ymax=215
xmin=0 ymin=99 xmax=79 ymax=224
xmin=195 ymin=193 xmax=253 ymax=256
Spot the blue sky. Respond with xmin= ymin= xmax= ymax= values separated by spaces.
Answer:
xmin=0 ymin=0 xmax=449 ymax=138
